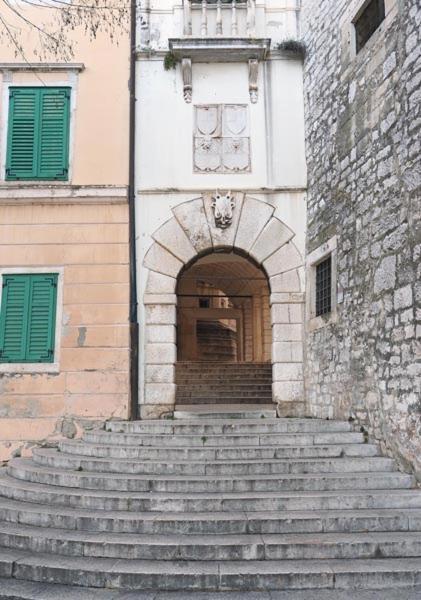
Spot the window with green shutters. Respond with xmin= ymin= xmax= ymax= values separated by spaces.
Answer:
xmin=0 ymin=274 xmax=58 ymax=363
xmin=6 ymin=87 xmax=71 ymax=181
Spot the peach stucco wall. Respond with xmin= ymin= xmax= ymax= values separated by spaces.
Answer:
xmin=0 ymin=5 xmax=130 ymax=460
xmin=0 ymin=3 xmax=130 ymax=186
xmin=0 ymin=202 xmax=130 ymax=462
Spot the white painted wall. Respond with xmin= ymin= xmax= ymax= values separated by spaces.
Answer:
xmin=135 ymin=0 xmax=307 ymax=407
xmin=136 ymin=59 xmax=306 ymax=191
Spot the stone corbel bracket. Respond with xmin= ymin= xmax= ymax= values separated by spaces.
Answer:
xmin=248 ymin=59 xmax=259 ymax=104
xmin=181 ymin=58 xmax=192 ymax=103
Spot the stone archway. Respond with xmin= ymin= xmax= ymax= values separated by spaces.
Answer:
xmin=142 ymin=193 xmax=305 ymax=419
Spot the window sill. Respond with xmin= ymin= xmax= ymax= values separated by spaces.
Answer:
xmin=307 ymin=310 xmax=338 ymax=332
xmin=0 ymin=362 xmax=59 ymax=374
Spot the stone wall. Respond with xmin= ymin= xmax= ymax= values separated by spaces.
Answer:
xmin=301 ymin=0 xmax=420 ymax=478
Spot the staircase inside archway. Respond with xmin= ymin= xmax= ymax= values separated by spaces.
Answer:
xmin=176 ymin=252 xmax=274 ymax=414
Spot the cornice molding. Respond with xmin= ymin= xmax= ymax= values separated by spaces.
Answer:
xmin=0 ymin=63 xmax=85 ymax=72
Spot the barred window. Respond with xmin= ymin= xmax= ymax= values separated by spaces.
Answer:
xmin=354 ymin=0 xmax=385 ymax=53
xmin=315 ymin=256 xmax=332 ymax=317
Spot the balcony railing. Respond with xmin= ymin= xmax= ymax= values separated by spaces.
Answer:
xmin=183 ymin=0 xmax=256 ymax=38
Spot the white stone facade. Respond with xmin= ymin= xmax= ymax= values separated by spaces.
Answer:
xmin=135 ymin=0 xmax=307 ymax=418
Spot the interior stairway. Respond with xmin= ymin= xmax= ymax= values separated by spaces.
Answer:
xmin=176 ymin=362 xmax=273 ymax=405
xmin=0 ymin=413 xmax=420 ymax=598
xmin=196 ymin=321 xmax=237 ymax=362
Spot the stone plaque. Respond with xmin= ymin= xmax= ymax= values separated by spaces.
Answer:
xmin=194 ymin=104 xmax=250 ymax=173
xmin=196 ymin=106 xmax=220 ymax=136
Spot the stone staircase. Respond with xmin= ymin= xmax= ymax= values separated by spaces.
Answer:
xmin=0 ymin=414 xmax=420 ymax=598
xmin=176 ymin=362 xmax=273 ymax=405
xmin=196 ymin=321 xmax=238 ymax=362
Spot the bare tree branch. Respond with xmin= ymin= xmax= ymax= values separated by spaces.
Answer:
xmin=0 ymin=0 xmax=135 ymax=61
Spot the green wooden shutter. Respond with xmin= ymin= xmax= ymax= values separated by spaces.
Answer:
xmin=6 ymin=87 xmax=70 ymax=181
xmin=5 ymin=88 xmax=39 ymax=180
xmin=0 ymin=275 xmax=31 ymax=362
xmin=0 ymin=274 xmax=58 ymax=363
xmin=26 ymin=274 xmax=58 ymax=362
xmin=38 ymin=88 xmax=70 ymax=180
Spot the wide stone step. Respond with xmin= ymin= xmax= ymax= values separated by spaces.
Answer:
xmin=176 ymin=384 xmax=272 ymax=389
xmin=176 ymin=390 xmax=273 ymax=397
xmin=175 ymin=398 xmax=274 ymax=404
xmin=104 ymin=418 xmax=353 ymax=434
xmin=7 ymin=460 xmax=414 ymax=493
xmin=0 ymin=579 xmax=420 ymax=600
xmin=82 ymin=430 xmax=366 ymax=447
xmin=175 ymin=395 xmax=274 ymax=401
xmin=32 ymin=449 xmax=396 ymax=476
xmin=174 ymin=407 xmax=277 ymax=419
xmin=178 ymin=378 xmax=271 ymax=383
xmin=176 ymin=372 xmax=273 ymax=378
xmin=176 ymin=360 xmax=272 ymax=371
xmin=175 ymin=374 xmax=272 ymax=389
xmin=0 ymin=548 xmax=420 ymax=591
xmin=175 ymin=382 xmax=272 ymax=386
xmin=1 ymin=522 xmax=421 ymax=561
xmin=1 ymin=495 xmax=420 ymax=535
xmin=59 ymin=440 xmax=380 ymax=461
xmin=1 ymin=474 xmax=420 ymax=513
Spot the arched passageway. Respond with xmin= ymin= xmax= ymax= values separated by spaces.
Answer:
xmin=142 ymin=194 xmax=305 ymax=419
xmin=177 ymin=252 xmax=271 ymax=363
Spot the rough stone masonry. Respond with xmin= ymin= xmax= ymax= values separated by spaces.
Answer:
xmin=301 ymin=0 xmax=420 ymax=478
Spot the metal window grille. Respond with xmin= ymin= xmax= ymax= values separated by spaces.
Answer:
xmin=315 ymin=256 xmax=332 ymax=317
xmin=354 ymin=0 xmax=385 ymax=53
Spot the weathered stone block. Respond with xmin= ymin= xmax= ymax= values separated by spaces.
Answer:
xmin=144 ymin=242 xmax=183 ymax=278
xmin=152 ymin=217 xmax=196 ymax=264
xmin=172 ymin=198 xmax=212 ymax=253
xmin=272 ymin=341 xmax=303 ymax=362
xmin=144 ymin=383 xmax=176 ymax=405
xmin=273 ymin=363 xmax=303 ymax=382
xmin=394 ymin=285 xmax=413 ymax=310
xmin=273 ymin=323 xmax=303 ymax=342
xmin=250 ymin=217 xmax=294 ymax=264
xmin=145 ymin=343 xmax=176 ymax=364
xmin=374 ymin=255 xmax=396 ymax=294
xmin=271 ymin=304 xmax=289 ymax=324
xmin=145 ymin=364 xmax=175 ymax=384
xmin=269 ymin=270 xmax=301 ymax=293
xmin=272 ymin=381 xmax=304 ymax=402
xmin=234 ymin=196 xmax=274 ymax=253
xmin=143 ymin=294 xmax=177 ymax=305
xmin=145 ymin=325 xmax=176 ymax=344
xmin=145 ymin=305 xmax=176 ymax=325
xmin=145 ymin=271 xmax=177 ymax=295
xmin=139 ymin=404 xmax=174 ymax=420
xmin=264 ymin=243 xmax=303 ymax=277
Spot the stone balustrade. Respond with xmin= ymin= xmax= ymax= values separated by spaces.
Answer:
xmin=183 ymin=0 xmax=256 ymax=37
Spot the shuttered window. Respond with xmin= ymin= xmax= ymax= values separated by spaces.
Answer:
xmin=6 ymin=87 xmax=70 ymax=181
xmin=0 ymin=274 xmax=58 ymax=363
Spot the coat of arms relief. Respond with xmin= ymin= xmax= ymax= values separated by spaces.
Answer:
xmin=194 ymin=104 xmax=250 ymax=173
xmin=211 ymin=191 xmax=236 ymax=229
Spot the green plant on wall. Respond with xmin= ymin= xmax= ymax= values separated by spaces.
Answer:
xmin=164 ymin=51 xmax=179 ymax=71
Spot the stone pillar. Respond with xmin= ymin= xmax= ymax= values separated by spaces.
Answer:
xmin=143 ymin=294 xmax=177 ymax=419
